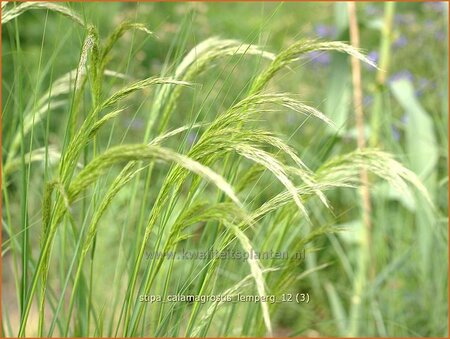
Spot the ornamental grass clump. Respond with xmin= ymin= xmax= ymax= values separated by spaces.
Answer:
xmin=2 ymin=3 xmax=434 ymax=338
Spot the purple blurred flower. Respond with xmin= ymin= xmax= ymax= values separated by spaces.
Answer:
xmin=393 ymin=36 xmax=408 ymax=48
xmin=364 ymin=51 xmax=379 ymax=70
xmin=388 ymin=70 xmax=414 ymax=83
xmin=401 ymin=113 xmax=409 ymax=125
xmin=367 ymin=51 xmax=379 ymax=64
xmin=307 ymin=50 xmax=331 ymax=67
xmin=123 ymin=117 xmax=144 ymax=130
xmin=394 ymin=14 xmax=416 ymax=25
xmin=314 ymin=24 xmax=337 ymax=39
xmin=363 ymin=95 xmax=373 ymax=107
xmin=435 ymin=30 xmax=447 ymax=41
xmin=423 ymin=2 xmax=446 ymax=12
xmin=391 ymin=125 xmax=401 ymax=141
xmin=187 ymin=131 xmax=197 ymax=146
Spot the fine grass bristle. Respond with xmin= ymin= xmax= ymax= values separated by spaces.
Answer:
xmin=1 ymin=2 xmax=85 ymax=26
xmin=67 ymin=144 xmax=243 ymax=208
xmin=250 ymin=39 xmax=378 ymax=94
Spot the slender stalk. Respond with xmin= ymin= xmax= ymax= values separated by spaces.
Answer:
xmin=13 ymin=12 xmax=30 ymax=330
xmin=347 ymin=2 xmax=373 ymax=336
xmin=370 ymin=2 xmax=396 ymax=147
xmin=376 ymin=3 xmax=395 ymax=85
